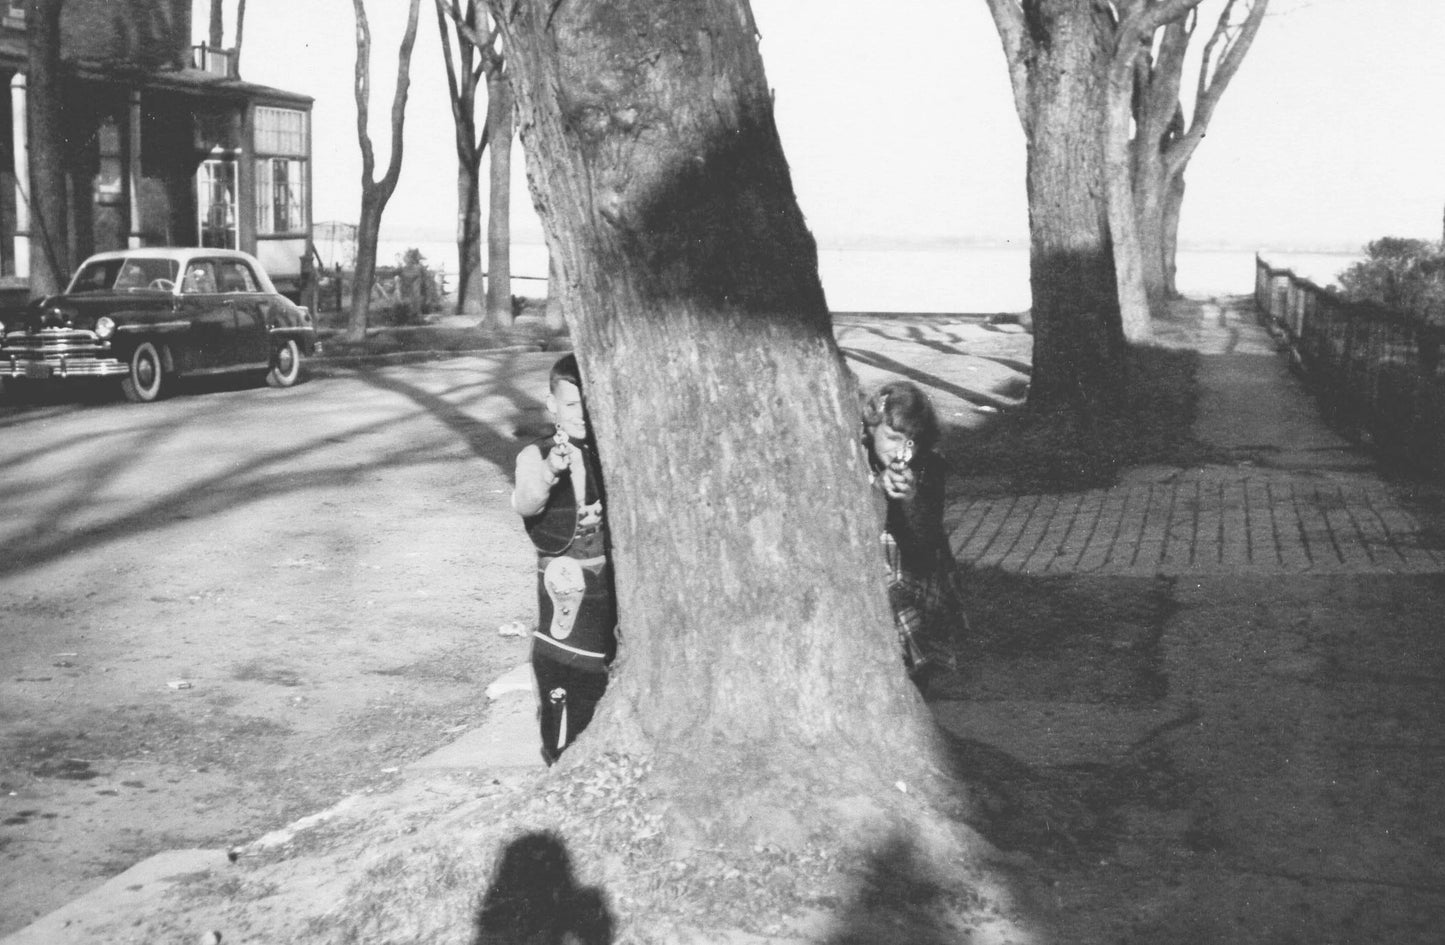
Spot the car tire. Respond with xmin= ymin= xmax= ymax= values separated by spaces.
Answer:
xmin=120 ymin=342 xmax=166 ymax=403
xmin=266 ymin=338 xmax=302 ymax=388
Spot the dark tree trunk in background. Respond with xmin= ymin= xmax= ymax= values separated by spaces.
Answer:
xmin=483 ymin=69 xmax=512 ymax=325
xmin=987 ymin=0 xmax=1126 ymax=413
xmin=435 ymin=0 xmax=488 ymax=319
xmin=491 ymin=0 xmax=942 ymax=834
xmin=208 ymin=0 xmax=223 ymax=48
xmin=347 ymin=0 xmax=422 ymax=342
xmin=25 ymin=0 xmax=67 ymax=297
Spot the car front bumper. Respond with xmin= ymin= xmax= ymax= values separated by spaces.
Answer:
xmin=2 ymin=329 xmax=128 ymax=379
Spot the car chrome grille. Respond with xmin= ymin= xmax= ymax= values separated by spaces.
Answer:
xmin=2 ymin=328 xmax=125 ymax=378
xmin=3 ymin=327 xmax=107 ymax=355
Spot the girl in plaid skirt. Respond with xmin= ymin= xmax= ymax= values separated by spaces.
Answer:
xmin=862 ymin=381 xmax=969 ymax=684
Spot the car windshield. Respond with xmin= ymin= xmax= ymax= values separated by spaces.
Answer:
xmin=70 ymin=258 xmax=181 ymax=293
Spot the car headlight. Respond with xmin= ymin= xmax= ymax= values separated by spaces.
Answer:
xmin=95 ymin=316 xmax=116 ymax=340
xmin=0 ymin=319 xmax=6 ymax=335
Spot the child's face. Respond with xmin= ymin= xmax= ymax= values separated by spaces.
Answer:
xmin=547 ymin=379 xmax=589 ymax=441
xmin=867 ymin=421 xmax=912 ymax=465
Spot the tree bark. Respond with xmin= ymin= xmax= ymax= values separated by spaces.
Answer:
xmin=492 ymin=0 xmax=942 ymax=832
xmin=483 ymin=69 xmax=513 ymax=326
xmin=1007 ymin=0 xmax=1127 ymax=412
xmin=347 ymin=0 xmax=422 ymax=342
xmin=455 ymin=166 xmax=485 ymax=317
xmin=25 ymin=0 xmax=68 ymax=297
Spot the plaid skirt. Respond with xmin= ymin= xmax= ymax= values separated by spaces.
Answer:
xmin=882 ymin=531 xmax=968 ymax=674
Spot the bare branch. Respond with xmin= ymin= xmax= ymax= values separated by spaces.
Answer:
xmin=982 ymin=0 xmax=1029 ymax=128
xmin=380 ymin=0 xmax=424 ymax=191
xmin=1167 ymin=0 xmax=1269 ymax=177
xmin=351 ymin=0 xmax=375 ymax=182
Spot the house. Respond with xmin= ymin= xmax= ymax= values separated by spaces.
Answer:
xmin=0 ymin=0 xmax=313 ymax=299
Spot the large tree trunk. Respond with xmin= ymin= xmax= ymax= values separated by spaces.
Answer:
xmin=483 ymin=69 xmax=512 ymax=326
xmin=1134 ymin=162 xmax=1170 ymax=311
xmin=494 ymin=0 xmax=942 ymax=834
xmin=25 ymin=0 xmax=68 ymax=297
xmin=1022 ymin=1 xmax=1126 ymax=413
xmin=1105 ymin=26 xmax=1152 ymax=343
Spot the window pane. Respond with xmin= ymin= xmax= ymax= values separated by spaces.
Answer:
xmin=255 ymin=107 xmax=307 ymax=156
xmin=255 ymin=158 xmax=274 ymax=234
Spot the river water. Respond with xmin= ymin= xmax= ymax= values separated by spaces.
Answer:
xmin=363 ymin=239 xmax=1360 ymax=315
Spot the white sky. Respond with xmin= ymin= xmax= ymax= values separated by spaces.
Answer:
xmin=211 ymin=0 xmax=1445 ymax=252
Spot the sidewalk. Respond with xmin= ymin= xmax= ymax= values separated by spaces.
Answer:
xmin=932 ymin=297 xmax=1445 ymax=943
xmin=946 ymin=298 xmax=1443 ymax=576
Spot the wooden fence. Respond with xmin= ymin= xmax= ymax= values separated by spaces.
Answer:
xmin=1254 ymin=255 xmax=1445 ymax=477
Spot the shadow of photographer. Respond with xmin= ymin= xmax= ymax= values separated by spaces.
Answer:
xmin=472 ymin=831 xmax=614 ymax=945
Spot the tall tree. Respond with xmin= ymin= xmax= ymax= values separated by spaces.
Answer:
xmin=435 ymin=0 xmax=513 ymax=325
xmin=490 ymin=0 xmax=945 ymax=840
xmin=346 ymin=0 xmax=422 ymax=342
xmin=986 ymin=0 xmax=1127 ymax=413
xmin=1129 ymin=0 xmax=1268 ymax=305
xmin=25 ymin=0 xmax=68 ymax=297
xmin=1104 ymin=0 xmax=1207 ymax=338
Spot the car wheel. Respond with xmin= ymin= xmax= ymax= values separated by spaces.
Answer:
xmin=120 ymin=342 xmax=166 ymax=403
xmin=266 ymin=338 xmax=302 ymax=388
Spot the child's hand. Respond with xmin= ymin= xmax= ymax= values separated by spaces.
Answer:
xmin=546 ymin=429 xmax=572 ymax=478
xmin=545 ymin=444 xmax=571 ymax=478
xmin=880 ymin=465 xmax=916 ymax=500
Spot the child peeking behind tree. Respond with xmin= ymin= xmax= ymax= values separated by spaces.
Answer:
xmin=512 ymin=353 xmax=617 ymax=764
xmin=862 ymin=380 xmax=968 ymax=686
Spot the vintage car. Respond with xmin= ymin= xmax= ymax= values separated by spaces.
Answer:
xmin=0 ymin=248 xmax=319 ymax=403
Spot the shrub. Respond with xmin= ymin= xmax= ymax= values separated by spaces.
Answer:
xmin=1337 ymin=237 xmax=1445 ymax=327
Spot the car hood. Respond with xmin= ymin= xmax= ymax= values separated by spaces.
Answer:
xmin=11 ymin=293 xmax=172 ymax=331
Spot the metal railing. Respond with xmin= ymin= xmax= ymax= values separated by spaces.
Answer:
xmin=1254 ymin=255 xmax=1445 ymax=477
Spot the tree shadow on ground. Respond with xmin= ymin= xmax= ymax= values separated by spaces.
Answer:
xmin=472 ymin=831 xmax=614 ymax=945
xmin=0 ymin=351 xmax=550 ymax=579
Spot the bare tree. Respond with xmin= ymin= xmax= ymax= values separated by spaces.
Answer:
xmin=346 ymin=0 xmax=422 ymax=342
xmin=25 ymin=0 xmax=68 ymax=297
xmin=986 ymin=0 xmax=1128 ymax=413
xmin=489 ymin=0 xmax=947 ymax=845
xmin=435 ymin=0 xmax=513 ymax=325
xmin=1133 ymin=0 xmax=1268 ymax=306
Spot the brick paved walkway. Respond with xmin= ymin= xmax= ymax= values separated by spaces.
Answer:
xmin=942 ymin=298 xmax=1445 ymax=576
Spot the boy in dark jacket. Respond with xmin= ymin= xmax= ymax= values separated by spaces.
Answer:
xmin=512 ymin=354 xmax=617 ymax=764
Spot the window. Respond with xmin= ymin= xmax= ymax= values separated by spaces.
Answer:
xmin=182 ymin=261 xmax=219 ymax=295
xmin=253 ymin=107 xmax=308 ymax=236
xmin=216 ymin=260 xmax=260 ymax=293
xmin=255 ymin=158 xmax=306 ymax=235
xmin=255 ymin=107 xmax=307 ymax=157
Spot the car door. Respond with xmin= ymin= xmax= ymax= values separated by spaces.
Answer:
xmin=176 ymin=260 xmax=235 ymax=370
xmin=216 ymin=259 xmax=271 ymax=367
